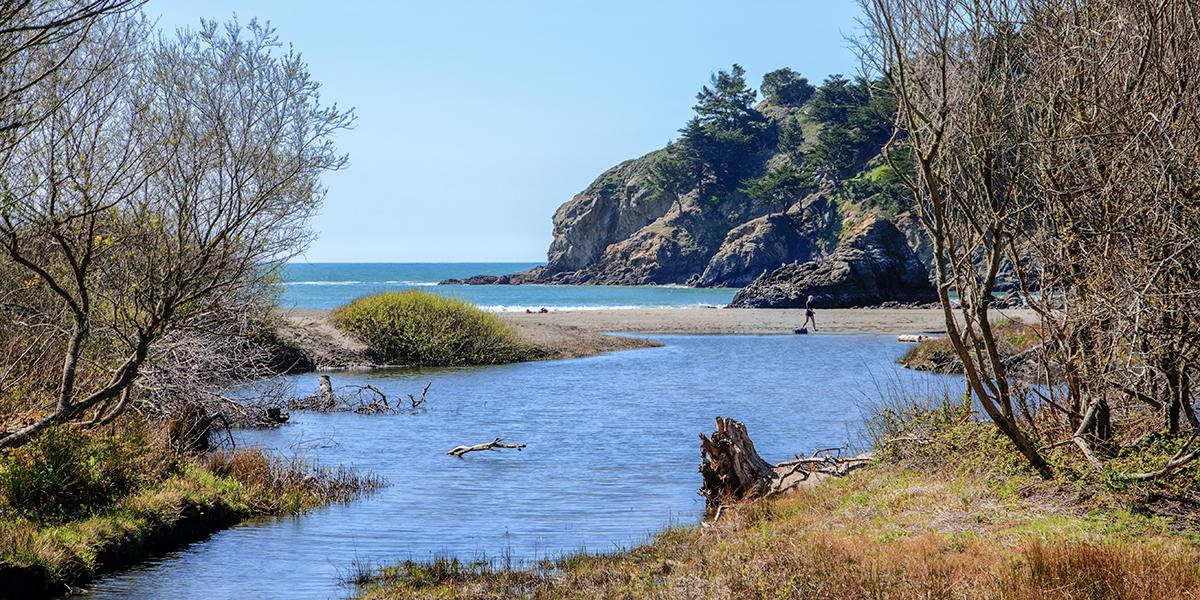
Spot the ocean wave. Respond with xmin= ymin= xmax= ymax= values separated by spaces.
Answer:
xmin=287 ymin=280 xmax=440 ymax=287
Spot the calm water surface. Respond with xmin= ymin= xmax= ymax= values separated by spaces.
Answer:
xmin=83 ymin=334 xmax=960 ymax=599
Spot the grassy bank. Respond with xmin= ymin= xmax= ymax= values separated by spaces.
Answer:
xmin=358 ymin=468 xmax=1200 ymax=599
xmin=0 ymin=426 xmax=380 ymax=598
xmin=356 ymin=400 xmax=1200 ymax=599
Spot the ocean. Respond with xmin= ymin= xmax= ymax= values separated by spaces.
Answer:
xmin=280 ymin=263 xmax=739 ymax=311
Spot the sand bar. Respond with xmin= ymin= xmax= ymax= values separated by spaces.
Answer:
xmin=276 ymin=306 xmax=1038 ymax=370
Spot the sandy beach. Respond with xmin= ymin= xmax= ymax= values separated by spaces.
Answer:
xmin=499 ymin=306 xmax=1038 ymax=336
xmin=275 ymin=306 xmax=1038 ymax=370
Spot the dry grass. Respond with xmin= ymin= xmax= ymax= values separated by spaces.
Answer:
xmin=206 ymin=449 xmax=383 ymax=514
xmin=357 ymin=465 xmax=1200 ymax=599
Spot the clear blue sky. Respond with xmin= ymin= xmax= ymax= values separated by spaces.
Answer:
xmin=153 ymin=2 xmax=863 ymax=263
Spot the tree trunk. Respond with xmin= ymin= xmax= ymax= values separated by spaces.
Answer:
xmin=699 ymin=417 xmax=778 ymax=512
xmin=1167 ymin=369 xmax=1183 ymax=435
xmin=1092 ymin=397 xmax=1114 ymax=457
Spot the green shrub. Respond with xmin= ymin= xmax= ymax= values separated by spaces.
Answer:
xmin=0 ymin=425 xmax=171 ymax=524
xmin=331 ymin=291 xmax=538 ymax=367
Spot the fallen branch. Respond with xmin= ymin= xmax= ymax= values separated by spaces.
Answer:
xmin=448 ymin=437 xmax=526 ymax=457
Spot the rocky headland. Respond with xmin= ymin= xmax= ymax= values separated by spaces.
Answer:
xmin=444 ymin=67 xmax=939 ymax=308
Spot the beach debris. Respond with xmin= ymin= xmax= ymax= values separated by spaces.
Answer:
xmin=448 ymin=437 xmax=527 ymax=457
xmin=699 ymin=417 xmax=872 ymax=514
xmin=699 ymin=417 xmax=778 ymax=508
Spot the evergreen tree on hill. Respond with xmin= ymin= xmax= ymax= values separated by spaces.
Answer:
xmin=761 ymin=68 xmax=816 ymax=106
xmin=675 ymin=64 xmax=767 ymax=199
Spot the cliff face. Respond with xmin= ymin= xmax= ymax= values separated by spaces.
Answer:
xmin=542 ymin=154 xmax=674 ymax=274
xmin=697 ymin=192 xmax=839 ymax=287
xmin=504 ymin=102 xmax=845 ymax=287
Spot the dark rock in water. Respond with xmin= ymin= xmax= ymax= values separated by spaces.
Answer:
xmin=441 ymin=274 xmax=507 ymax=285
xmin=729 ymin=218 xmax=936 ymax=308
xmin=440 ymin=272 xmax=542 ymax=285
xmin=992 ymin=290 xmax=1026 ymax=309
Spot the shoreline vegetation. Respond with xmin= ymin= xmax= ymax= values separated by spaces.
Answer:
xmin=4 ymin=0 xmax=1200 ymax=598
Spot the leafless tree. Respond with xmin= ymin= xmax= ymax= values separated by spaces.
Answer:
xmin=859 ymin=0 xmax=1200 ymax=480
xmin=859 ymin=0 xmax=1052 ymax=477
xmin=0 ymin=16 xmax=352 ymax=448
xmin=0 ymin=0 xmax=141 ymax=138
xmin=1016 ymin=1 xmax=1200 ymax=477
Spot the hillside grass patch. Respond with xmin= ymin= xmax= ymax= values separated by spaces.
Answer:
xmin=331 ymin=291 xmax=538 ymax=367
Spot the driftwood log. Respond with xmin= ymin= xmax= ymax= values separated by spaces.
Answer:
xmin=699 ymin=417 xmax=778 ymax=507
xmin=699 ymin=417 xmax=873 ymax=513
xmin=448 ymin=437 xmax=526 ymax=457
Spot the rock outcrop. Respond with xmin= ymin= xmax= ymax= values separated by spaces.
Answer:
xmin=729 ymin=218 xmax=937 ymax=308
xmin=696 ymin=192 xmax=839 ymax=287
xmin=543 ymin=153 xmax=676 ymax=274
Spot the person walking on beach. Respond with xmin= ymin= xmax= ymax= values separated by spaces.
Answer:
xmin=801 ymin=294 xmax=817 ymax=332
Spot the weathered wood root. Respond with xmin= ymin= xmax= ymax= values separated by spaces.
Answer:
xmin=448 ymin=437 xmax=526 ymax=457
xmin=699 ymin=417 xmax=778 ymax=509
xmin=699 ymin=417 xmax=873 ymax=513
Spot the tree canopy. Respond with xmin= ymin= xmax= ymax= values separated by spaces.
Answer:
xmin=740 ymin=163 xmax=815 ymax=212
xmin=692 ymin=64 xmax=763 ymax=131
xmin=761 ymin=68 xmax=815 ymax=106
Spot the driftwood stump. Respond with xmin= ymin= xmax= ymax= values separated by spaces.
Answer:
xmin=317 ymin=375 xmax=335 ymax=407
xmin=699 ymin=417 xmax=779 ymax=510
xmin=699 ymin=416 xmax=874 ymax=514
